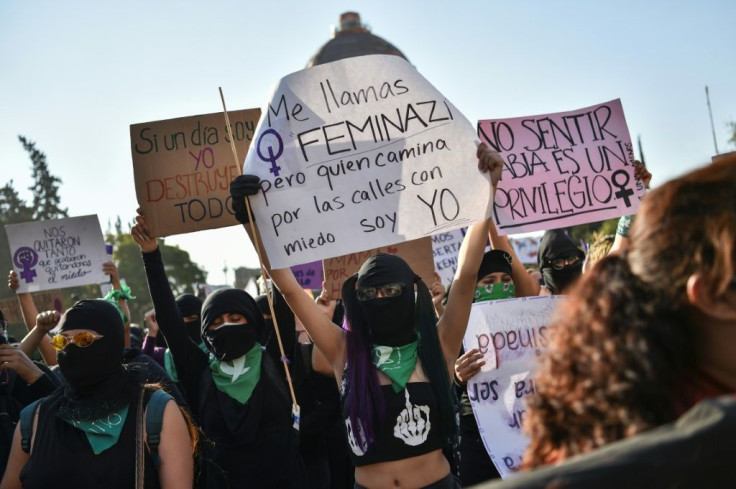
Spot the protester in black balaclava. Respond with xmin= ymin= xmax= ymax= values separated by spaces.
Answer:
xmin=1 ymin=299 xmax=195 ymax=488
xmin=537 ymin=229 xmax=586 ymax=294
xmin=133 ymin=215 xmax=307 ymax=489
xmin=356 ymin=253 xmax=417 ymax=347
xmin=201 ymin=288 xmax=264 ymax=362
xmin=237 ymin=141 xmax=503 ymax=489
xmin=175 ymin=293 xmax=203 ymax=344
xmin=55 ymin=300 xmax=132 ymax=418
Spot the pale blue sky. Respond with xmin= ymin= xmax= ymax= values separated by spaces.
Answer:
xmin=2 ymin=0 xmax=734 ymax=284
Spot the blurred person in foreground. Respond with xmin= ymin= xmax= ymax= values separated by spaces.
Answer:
xmin=484 ymin=155 xmax=736 ymax=488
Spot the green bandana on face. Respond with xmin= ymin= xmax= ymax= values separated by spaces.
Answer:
xmin=372 ymin=341 xmax=418 ymax=392
xmin=209 ymin=343 xmax=262 ymax=404
xmin=62 ymin=405 xmax=129 ymax=455
xmin=474 ymin=283 xmax=515 ymax=303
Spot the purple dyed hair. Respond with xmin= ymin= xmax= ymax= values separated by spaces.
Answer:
xmin=342 ymin=273 xmax=385 ymax=448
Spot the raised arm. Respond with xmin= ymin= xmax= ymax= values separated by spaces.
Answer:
xmin=230 ymin=176 xmax=346 ymax=373
xmin=437 ymin=143 xmax=502 ymax=370
xmin=610 ymin=161 xmax=651 ymax=255
xmin=429 ymin=272 xmax=447 ymax=319
xmin=18 ymin=310 xmax=59 ymax=365
xmin=488 ymin=221 xmax=541 ymax=297
xmin=8 ymin=271 xmax=56 ymax=365
xmin=131 ymin=215 xmax=208 ymax=388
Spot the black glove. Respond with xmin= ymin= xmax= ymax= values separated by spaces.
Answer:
xmin=230 ymin=175 xmax=261 ymax=224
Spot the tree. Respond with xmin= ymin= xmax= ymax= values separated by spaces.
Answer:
xmin=1 ymin=137 xmax=69 ymax=303
xmin=728 ymin=121 xmax=736 ymax=148
xmin=565 ymin=217 xmax=619 ymax=250
xmin=18 ymin=136 xmax=67 ymax=220
xmin=0 ymin=182 xmax=33 ymax=224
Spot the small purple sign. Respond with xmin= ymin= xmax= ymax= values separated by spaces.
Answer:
xmin=291 ymin=261 xmax=323 ymax=290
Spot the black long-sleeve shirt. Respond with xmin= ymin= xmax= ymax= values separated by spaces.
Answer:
xmin=141 ymin=247 xmax=306 ymax=488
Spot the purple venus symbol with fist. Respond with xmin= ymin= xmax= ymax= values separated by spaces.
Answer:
xmin=13 ymin=247 xmax=39 ymax=283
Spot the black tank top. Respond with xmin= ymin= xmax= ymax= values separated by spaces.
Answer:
xmin=341 ymin=382 xmax=442 ymax=466
xmin=19 ymin=395 xmax=159 ymax=489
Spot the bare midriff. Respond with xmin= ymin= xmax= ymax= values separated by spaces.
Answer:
xmin=353 ymin=449 xmax=449 ymax=488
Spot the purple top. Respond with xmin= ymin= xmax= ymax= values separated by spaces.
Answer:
xmin=142 ymin=335 xmax=165 ymax=367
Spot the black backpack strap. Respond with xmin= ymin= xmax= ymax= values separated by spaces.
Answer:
xmin=145 ymin=389 xmax=173 ymax=470
xmin=20 ymin=398 xmax=43 ymax=453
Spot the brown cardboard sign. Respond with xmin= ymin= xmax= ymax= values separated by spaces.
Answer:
xmin=0 ymin=289 xmax=64 ymax=325
xmin=131 ymin=108 xmax=261 ymax=237
xmin=323 ymin=237 xmax=435 ymax=300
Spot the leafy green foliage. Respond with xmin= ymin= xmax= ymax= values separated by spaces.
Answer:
xmin=565 ymin=218 xmax=619 ymax=250
xmin=18 ymin=136 xmax=68 ymax=221
xmin=1 ymin=137 xmax=69 ymax=303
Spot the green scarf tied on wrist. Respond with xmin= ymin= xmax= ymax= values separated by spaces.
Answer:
xmin=372 ymin=341 xmax=418 ymax=392
xmin=104 ymin=284 xmax=136 ymax=302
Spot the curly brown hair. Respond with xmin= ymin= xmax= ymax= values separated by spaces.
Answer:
xmin=522 ymin=156 xmax=736 ymax=468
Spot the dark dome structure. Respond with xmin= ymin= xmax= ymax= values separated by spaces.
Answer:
xmin=307 ymin=12 xmax=409 ymax=67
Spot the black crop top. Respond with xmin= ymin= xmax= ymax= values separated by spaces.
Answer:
xmin=341 ymin=381 xmax=442 ymax=466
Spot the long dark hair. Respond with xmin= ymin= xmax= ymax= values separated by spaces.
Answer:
xmin=342 ymin=270 xmax=457 ymax=456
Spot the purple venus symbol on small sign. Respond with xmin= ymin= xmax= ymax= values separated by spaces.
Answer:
xmin=13 ymin=247 xmax=39 ymax=283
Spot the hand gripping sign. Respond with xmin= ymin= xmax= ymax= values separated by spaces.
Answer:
xmin=462 ymin=296 xmax=562 ymax=478
xmin=243 ymin=54 xmax=493 ymax=269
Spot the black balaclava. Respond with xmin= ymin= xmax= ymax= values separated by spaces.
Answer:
xmin=357 ymin=253 xmax=417 ymax=346
xmin=201 ymin=288 xmax=264 ymax=362
xmin=254 ymin=294 xmax=270 ymax=317
xmin=175 ymin=293 xmax=203 ymax=344
xmin=254 ymin=294 xmax=274 ymax=343
xmin=57 ymin=299 xmax=125 ymax=396
xmin=537 ymin=229 xmax=585 ymax=294
xmin=476 ymin=250 xmax=513 ymax=282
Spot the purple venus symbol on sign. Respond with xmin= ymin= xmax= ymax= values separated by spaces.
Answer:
xmin=13 ymin=247 xmax=39 ymax=283
xmin=257 ymin=129 xmax=284 ymax=177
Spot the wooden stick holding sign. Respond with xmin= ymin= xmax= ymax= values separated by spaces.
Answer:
xmin=218 ymin=87 xmax=299 ymax=425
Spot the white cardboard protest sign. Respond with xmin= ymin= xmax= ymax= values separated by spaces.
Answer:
xmin=5 ymin=215 xmax=108 ymax=293
xmin=462 ymin=296 xmax=562 ymax=478
xmin=243 ymin=54 xmax=493 ymax=269
xmin=432 ymin=228 xmax=466 ymax=287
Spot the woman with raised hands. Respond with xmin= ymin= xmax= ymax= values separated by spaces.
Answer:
xmin=232 ymin=143 xmax=503 ymax=489
xmin=131 ymin=218 xmax=306 ymax=489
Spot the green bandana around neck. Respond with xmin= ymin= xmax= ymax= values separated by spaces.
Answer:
xmin=473 ymin=282 xmax=515 ymax=303
xmin=209 ymin=343 xmax=262 ymax=404
xmin=372 ymin=341 xmax=418 ymax=392
xmin=165 ymin=342 xmax=209 ymax=383
xmin=62 ymin=404 xmax=129 ymax=455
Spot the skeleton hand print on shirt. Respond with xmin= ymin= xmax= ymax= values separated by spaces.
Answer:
xmin=394 ymin=388 xmax=431 ymax=446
